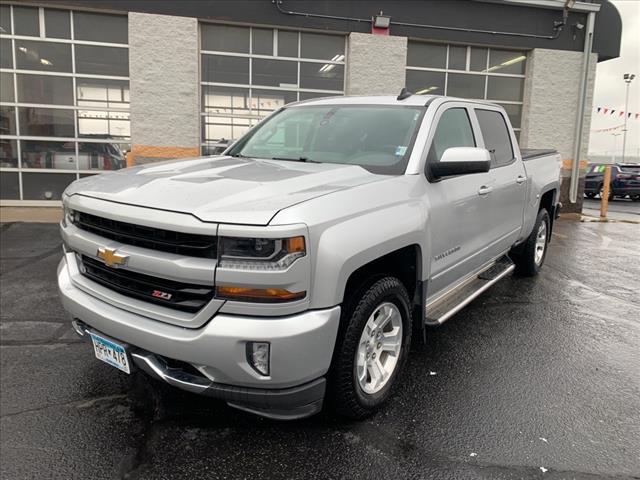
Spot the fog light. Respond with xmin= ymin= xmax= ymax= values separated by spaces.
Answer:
xmin=246 ymin=341 xmax=270 ymax=376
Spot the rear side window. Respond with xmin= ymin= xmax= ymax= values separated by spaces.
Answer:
xmin=428 ymin=108 xmax=476 ymax=163
xmin=476 ymin=109 xmax=514 ymax=167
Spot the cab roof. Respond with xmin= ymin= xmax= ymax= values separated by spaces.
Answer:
xmin=290 ymin=94 xmax=501 ymax=109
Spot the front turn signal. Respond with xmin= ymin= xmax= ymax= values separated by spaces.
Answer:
xmin=216 ymin=286 xmax=306 ymax=303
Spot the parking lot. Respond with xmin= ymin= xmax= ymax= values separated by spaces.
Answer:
xmin=1 ymin=218 xmax=639 ymax=480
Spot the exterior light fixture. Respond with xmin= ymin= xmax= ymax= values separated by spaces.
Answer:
xmin=373 ymin=14 xmax=390 ymax=29
xmin=372 ymin=11 xmax=390 ymax=35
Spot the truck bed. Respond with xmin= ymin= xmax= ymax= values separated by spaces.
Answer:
xmin=520 ymin=149 xmax=561 ymax=241
xmin=521 ymin=149 xmax=558 ymax=161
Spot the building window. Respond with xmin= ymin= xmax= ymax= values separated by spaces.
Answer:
xmin=406 ymin=41 xmax=526 ymax=137
xmin=200 ymin=24 xmax=346 ymax=154
xmin=0 ymin=5 xmax=129 ymax=202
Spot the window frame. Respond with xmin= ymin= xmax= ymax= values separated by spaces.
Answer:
xmin=199 ymin=22 xmax=347 ymax=152
xmin=406 ymin=41 xmax=526 ymax=139
xmin=0 ymin=4 xmax=130 ymax=204
xmin=473 ymin=107 xmax=517 ymax=169
xmin=423 ymin=102 xmax=481 ymax=182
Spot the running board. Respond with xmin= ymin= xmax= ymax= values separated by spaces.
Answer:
xmin=425 ymin=256 xmax=515 ymax=326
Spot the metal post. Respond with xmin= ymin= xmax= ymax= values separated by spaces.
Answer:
xmin=600 ymin=165 xmax=611 ymax=219
xmin=569 ymin=11 xmax=596 ymax=204
xmin=622 ymin=73 xmax=636 ymax=163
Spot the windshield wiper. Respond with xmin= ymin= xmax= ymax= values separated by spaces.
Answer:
xmin=270 ymin=156 xmax=318 ymax=163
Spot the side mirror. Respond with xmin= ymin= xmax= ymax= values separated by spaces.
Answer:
xmin=429 ymin=147 xmax=491 ymax=179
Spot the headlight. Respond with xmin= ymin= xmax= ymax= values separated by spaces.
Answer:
xmin=218 ymin=236 xmax=306 ymax=270
xmin=61 ymin=204 xmax=77 ymax=228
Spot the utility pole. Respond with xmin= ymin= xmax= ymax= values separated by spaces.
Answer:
xmin=622 ymin=73 xmax=635 ymax=163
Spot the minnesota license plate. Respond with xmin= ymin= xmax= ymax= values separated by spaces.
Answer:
xmin=89 ymin=332 xmax=131 ymax=374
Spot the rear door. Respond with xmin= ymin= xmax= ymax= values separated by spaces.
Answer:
xmin=424 ymin=104 xmax=495 ymax=299
xmin=473 ymin=107 xmax=527 ymax=255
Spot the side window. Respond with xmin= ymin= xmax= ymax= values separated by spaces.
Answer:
xmin=476 ymin=109 xmax=514 ymax=168
xmin=427 ymin=108 xmax=476 ymax=163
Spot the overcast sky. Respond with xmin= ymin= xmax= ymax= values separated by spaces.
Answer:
xmin=589 ymin=0 xmax=640 ymax=158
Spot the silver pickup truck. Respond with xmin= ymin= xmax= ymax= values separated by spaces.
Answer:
xmin=58 ymin=94 xmax=561 ymax=420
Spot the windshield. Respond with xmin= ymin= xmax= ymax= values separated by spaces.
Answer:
xmin=619 ymin=165 xmax=640 ymax=173
xmin=228 ymin=105 xmax=425 ymax=175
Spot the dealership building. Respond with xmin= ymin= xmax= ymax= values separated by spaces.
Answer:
xmin=0 ymin=0 xmax=622 ymax=214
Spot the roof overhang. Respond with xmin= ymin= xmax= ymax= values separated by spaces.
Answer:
xmin=477 ymin=0 xmax=601 ymax=12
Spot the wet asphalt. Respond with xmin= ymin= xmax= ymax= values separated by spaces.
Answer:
xmin=1 ymin=219 xmax=639 ymax=480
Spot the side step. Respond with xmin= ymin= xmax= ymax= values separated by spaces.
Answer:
xmin=425 ymin=256 xmax=515 ymax=325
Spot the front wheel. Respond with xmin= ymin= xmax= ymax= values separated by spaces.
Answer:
xmin=512 ymin=209 xmax=550 ymax=277
xmin=329 ymin=277 xmax=412 ymax=419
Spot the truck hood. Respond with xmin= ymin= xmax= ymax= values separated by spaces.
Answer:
xmin=65 ymin=156 xmax=384 ymax=225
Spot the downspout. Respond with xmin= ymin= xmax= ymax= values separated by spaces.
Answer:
xmin=569 ymin=11 xmax=595 ymax=203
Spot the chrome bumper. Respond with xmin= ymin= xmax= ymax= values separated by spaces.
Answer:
xmin=58 ymin=257 xmax=341 ymax=418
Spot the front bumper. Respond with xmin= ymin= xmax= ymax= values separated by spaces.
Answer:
xmin=58 ymin=258 xmax=341 ymax=419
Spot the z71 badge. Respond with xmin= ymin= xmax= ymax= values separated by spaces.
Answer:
xmin=151 ymin=290 xmax=172 ymax=300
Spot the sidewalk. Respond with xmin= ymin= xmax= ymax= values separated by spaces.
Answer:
xmin=580 ymin=198 xmax=640 ymax=224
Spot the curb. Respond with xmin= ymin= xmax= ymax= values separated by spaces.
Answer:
xmin=580 ymin=215 xmax=640 ymax=225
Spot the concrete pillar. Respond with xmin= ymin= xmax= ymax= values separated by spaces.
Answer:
xmin=128 ymin=12 xmax=200 ymax=165
xmin=346 ymin=32 xmax=407 ymax=95
xmin=520 ymin=49 xmax=597 ymax=214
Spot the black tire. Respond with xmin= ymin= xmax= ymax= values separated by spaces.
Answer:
xmin=512 ymin=209 xmax=550 ymax=277
xmin=632 ymin=195 xmax=640 ymax=202
xmin=328 ymin=277 xmax=412 ymax=419
xmin=585 ymin=192 xmax=596 ymax=199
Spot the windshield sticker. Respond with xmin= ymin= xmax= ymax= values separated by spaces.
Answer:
xmin=395 ymin=146 xmax=408 ymax=156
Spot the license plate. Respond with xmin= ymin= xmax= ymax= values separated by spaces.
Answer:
xmin=89 ymin=332 xmax=131 ymax=374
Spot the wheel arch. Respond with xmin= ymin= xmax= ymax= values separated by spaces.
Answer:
xmin=339 ymin=244 xmax=425 ymax=340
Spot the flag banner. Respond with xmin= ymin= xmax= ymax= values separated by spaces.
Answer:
xmin=595 ymin=107 xmax=639 ymax=118
xmin=591 ymin=124 xmax=625 ymax=133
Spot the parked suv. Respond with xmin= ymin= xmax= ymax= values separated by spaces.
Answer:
xmin=59 ymin=94 xmax=561 ymax=420
xmin=584 ymin=163 xmax=640 ymax=201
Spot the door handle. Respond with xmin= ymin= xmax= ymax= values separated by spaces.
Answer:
xmin=478 ymin=186 xmax=493 ymax=196
xmin=516 ymin=175 xmax=526 ymax=185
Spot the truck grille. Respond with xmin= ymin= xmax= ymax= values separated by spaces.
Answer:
xmin=74 ymin=211 xmax=217 ymax=259
xmin=80 ymin=255 xmax=214 ymax=313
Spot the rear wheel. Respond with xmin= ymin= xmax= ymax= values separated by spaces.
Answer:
xmin=599 ymin=184 xmax=614 ymax=201
xmin=512 ymin=209 xmax=550 ymax=277
xmin=585 ymin=192 xmax=596 ymax=199
xmin=329 ymin=277 xmax=412 ymax=419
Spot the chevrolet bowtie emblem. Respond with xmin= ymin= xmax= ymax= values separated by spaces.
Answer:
xmin=97 ymin=247 xmax=128 ymax=268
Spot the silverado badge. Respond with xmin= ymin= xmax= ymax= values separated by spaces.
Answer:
xmin=97 ymin=247 xmax=128 ymax=268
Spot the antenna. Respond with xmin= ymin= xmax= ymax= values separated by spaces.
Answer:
xmin=397 ymin=88 xmax=412 ymax=100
